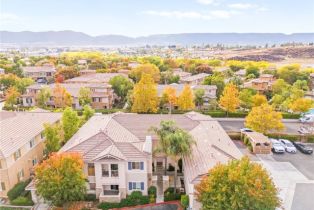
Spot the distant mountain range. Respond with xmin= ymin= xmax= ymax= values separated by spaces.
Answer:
xmin=1 ymin=31 xmax=314 ymax=46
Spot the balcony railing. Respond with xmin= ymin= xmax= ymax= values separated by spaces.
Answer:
xmin=103 ymin=190 xmax=119 ymax=195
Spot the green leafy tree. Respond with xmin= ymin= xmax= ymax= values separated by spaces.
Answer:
xmin=245 ymin=66 xmax=260 ymax=78
xmin=43 ymin=123 xmax=62 ymax=155
xmin=109 ymin=75 xmax=133 ymax=104
xmin=62 ymin=107 xmax=80 ymax=141
xmin=78 ymin=87 xmax=92 ymax=106
xmin=239 ymin=89 xmax=256 ymax=110
xmin=36 ymin=87 xmax=51 ymax=108
xmin=194 ymin=88 xmax=205 ymax=109
xmin=35 ymin=153 xmax=86 ymax=207
xmin=15 ymin=78 xmax=34 ymax=93
xmin=195 ymin=157 xmax=280 ymax=210
xmin=203 ymin=72 xmax=225 ymax=98
xmin=82 ymin=105 xmax=95 ymax=121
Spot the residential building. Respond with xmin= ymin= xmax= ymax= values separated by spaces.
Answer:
xmin=21 ymin=83 xmax=114 ymax=109
xmin=172 ymin=68 xmax=192 ymax=80
xmin=243 ymin=74 xmax=276 ymax=93
xmin=64 ymin=73 xmax=127 ymax=84
xmin=0 ymin=111 xmax=61 ymax=198
xmin=157 ymin=84 xmax=217 ymax=108
xmin=27 ymin=112 xmax=242 ymax=209
xmin=180 ymin=73 xmax=210 ymax=85
xmin=22 ymin=66 xmax=56 ymax=83
xmin=79 ymin=70 xmax=97 ymax=75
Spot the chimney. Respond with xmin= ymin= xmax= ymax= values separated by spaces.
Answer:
xmin=143 ymin=136 xmax=152 ymax=154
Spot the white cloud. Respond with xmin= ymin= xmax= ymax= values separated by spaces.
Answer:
xmin=143 ymin=10 xmax=235 ymax=20
xmin=196 ymin=0 xmax=217 ymax=5
xmin=0 ymin=13 xmax=21 ymax=24
xmin=228 ymin=3 xmax=257 ymax=9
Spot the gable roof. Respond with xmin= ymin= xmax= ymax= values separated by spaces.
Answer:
xmin=0 ymin=111 xmax=62 ymax=158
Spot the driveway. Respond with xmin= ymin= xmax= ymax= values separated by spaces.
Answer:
xmin=217 ymin=118 xmax=301 ymax=134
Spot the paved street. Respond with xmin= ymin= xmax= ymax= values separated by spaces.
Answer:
xmin=216 ymin=118 xmax=302 ymax=134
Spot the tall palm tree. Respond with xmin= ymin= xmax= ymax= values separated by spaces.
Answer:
xmin=150 ymin=120 xmax=176 ymax=175
xmin=166 ymin=129 xmax=195 ymax=194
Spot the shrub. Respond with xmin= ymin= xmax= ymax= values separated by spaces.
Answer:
xmin=266 ymin=133 xmax=299 ymax=141
xmin=98 ymin=191 xmax=149 ymax=210
xmin=167 ymin=164 xmax=175 ymax=171
xmin=281 ymin=113 xmax=300 ymax=119
xmin=85 ymin=193 xmax=96 ymax=201
xmin=181 ymin=195 xmax=189 ymax=209
xmin=7 ymin=179 xmax=31 ymax=201
xmin=149 ymin=194 xmax=156 ymax=204
xmin=307 ymin=135 xmax=314 ymax=143
xmin=228 ymin=133 xmax=241 ymax=140
xmin=164 ymin=187 xmax=182 ymax=201
xmin=148 ymin=186 xmax=157 ymax=197
xmin=10 ymin=196 xmax=34 ymax=206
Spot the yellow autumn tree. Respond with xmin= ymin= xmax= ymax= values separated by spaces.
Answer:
xmin=131 ymin=73 xmax=158 ymax=113
xmin=53 ymin=83 xmax=73 ymax=108
xmin=130 ymin=63 xmax=160 ymax=83
xmin=177 ymin=85 xmax=195 ymax=110
xmin=252 ymin=94 xmax=268 ymax=107
xmin=289 ymin=98 xmax=313 ymax=113
xmin=245 ymin=103 xmax=284 ymax=134
xmin=161 ymin=86 xmax=177 ymax=113
xmin=219 ymin=83 xmax=240 ymax=115
xmin=4 ymin=86 xmax=20 ymax=108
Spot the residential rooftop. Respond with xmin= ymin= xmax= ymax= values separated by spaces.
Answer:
xmin=0 ymin=111 xmax=62 ymax=159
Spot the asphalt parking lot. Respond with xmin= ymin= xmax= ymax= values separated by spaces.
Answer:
xmin=272 ymin=144 xmax=314 ymax=180
xmin=233 ymin=141 xmax=314 ymax=210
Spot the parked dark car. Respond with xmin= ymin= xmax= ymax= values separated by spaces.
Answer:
xmin=292 ymin=142 xmax=313 ymax=154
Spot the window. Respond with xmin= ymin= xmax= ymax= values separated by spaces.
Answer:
xmin=32 ymin=157 xmax=37 ymax=166
xmin=29 ymin=139 xmax=35 ymax=148
xmin=128 ymin=182 xmax=144 ymax=191
xmin=101 ymin=164 xmax=109 ymax=177
xmin=41 ymin=132 xmax=45 ymax=139
xmin=128 ymin=162 xmax=144 ymax=170
xmin=17 ymin=169 xmax=24 ymax=181
xmin=93 ymin=97 xmax=100 ymax=102
xmin=14 ymin=149 xmax=21 ymax=161
xmin=26 ymin=98 xmax=32 ymax=104
xmin=88 ymin=163 xmax=95 ymax=176
xmin=89 ymin=183 xmax=96 ymax=190
xmin=111 ymin=164 xmax=119 ymax=177
xmin=111 ymin=185 xmax=119 ymax=191
xmin=0 ymin=182 xmax=5 ymax=191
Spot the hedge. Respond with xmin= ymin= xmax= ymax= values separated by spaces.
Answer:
xmin=7 ymin=179 xmax=31 ymax=201
xmin=98 ymin=191 xmax=149 ymax=210
xmin=164 ymin=188 xmax=182 ymax=202
xmin=84 ymin=193 xmax=96 ymax=201
xmin=10 ymin=196 xmax=34 ymax=206
xmin=180 ymin=195 xmax=189 ymax=209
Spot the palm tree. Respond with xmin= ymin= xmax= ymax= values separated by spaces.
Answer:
xmin=166 ymin=129 xmax=195 ymax=194
xmin=151 ymin=120 xmax=195 ymax=193
xmin=150 ymin=120 xmax=176 ymax=175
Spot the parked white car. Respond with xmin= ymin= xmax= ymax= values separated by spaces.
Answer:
xmin=270 ymin=139 xmax=285 ymax=154
xmin=299 ymin=115 xmax=314 ymax=123
xmin=280 ymin=139 xmax=297 ymax=153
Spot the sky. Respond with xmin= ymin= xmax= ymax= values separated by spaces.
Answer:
xmin=0 ymin=0 xmax=314 ymax=37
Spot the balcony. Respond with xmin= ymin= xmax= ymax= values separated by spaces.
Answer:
xmin=99 ymin=190 xmax=121 ymax=203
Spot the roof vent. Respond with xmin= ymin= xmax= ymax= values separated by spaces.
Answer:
xmin=143 ymin=136 xmax=152 ymax=154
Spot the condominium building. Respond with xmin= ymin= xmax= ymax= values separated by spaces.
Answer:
xmin=28 ymin=112 xmax=242 ymax=209
xmin=0 ymin=111 xmax=61 ymax=198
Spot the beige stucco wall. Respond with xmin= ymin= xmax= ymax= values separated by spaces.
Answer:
xmin=0 ymin=133 xmax=45 ymax=198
